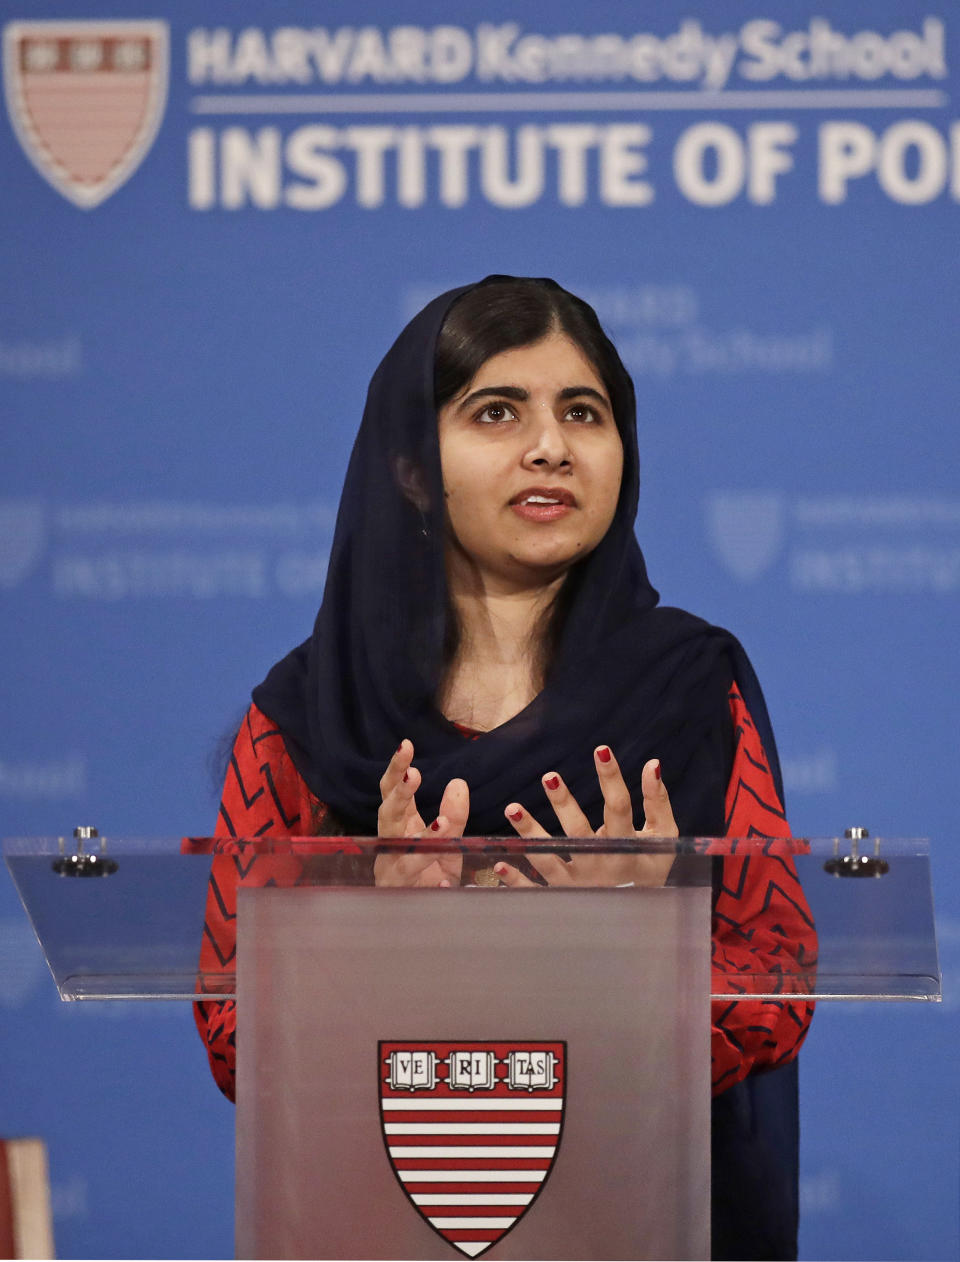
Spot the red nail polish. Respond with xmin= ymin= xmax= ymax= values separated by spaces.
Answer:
xmin=654 ymin=761 xmax=662 ymax=781
xmin=544 ymin=774 xmax=560 ymax=791
xmin=508 ymin=808 xmax=523 ymax=822
xmin=402 ymin=771 xmax=409 ymax=783
xmin=430 ymin=820 xmax=441 ymax=832
xmin=597 ymin=746 xmax=612 ymax=763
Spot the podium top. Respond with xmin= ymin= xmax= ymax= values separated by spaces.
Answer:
xmin=3 ymin=833 xmax=940 ymax=1003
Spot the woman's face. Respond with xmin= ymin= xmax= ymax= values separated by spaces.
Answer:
xmin=437 ymin=332 xmax=624 ymax=593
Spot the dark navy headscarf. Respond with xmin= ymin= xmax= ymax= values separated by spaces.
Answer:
xmin=253 ymin=276 xmax=782 ymax=836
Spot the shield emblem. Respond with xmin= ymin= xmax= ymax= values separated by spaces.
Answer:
xmin=3 ymin=19 xmax=168 ymax=208
xmin=380 ymin=1040 xmax=566 ymax=1258
xmin=705 ymin=491 xmax=785 ymax=582
xmin=0 ymin=499 xmax=46 ymax=589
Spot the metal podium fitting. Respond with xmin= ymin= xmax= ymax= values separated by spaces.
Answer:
xmin=823 ymin=826 xmax=891 ymax=878
xmin=51 ymin=826 xmax=118 ymax=878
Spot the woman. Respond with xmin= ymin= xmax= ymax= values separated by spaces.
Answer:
xmin=194 ymin=276 xmax=816 ymax=1260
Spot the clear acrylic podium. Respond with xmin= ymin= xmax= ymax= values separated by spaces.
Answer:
xmin=3 ymin=832 xmax=941 ymax=1261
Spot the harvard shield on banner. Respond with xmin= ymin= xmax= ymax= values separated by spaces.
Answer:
xmin=705 ymin=490 xmax=786 ymax=582
xmin=3 ymin=19 xmax=168 ymax=208
xmin=380 ymin=1041 xmax=566 ymax=1259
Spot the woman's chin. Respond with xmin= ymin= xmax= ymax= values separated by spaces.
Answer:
xmin=503 ymin=547 xmax=586 ymax=585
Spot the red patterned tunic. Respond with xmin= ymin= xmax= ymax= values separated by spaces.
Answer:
xmin=192 ymin=687 xmax=816 ymax=1102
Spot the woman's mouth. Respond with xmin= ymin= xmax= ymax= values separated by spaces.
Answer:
xmin=509 ymin=488 xmax=576 ymax=522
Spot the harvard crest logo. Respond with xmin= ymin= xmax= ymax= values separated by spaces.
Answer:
xmin=3 ymin=19 xmax=168 ymax=207
xmin=379 ymin=1041 xmax=566 ymax=1258
xmin=705 ymin=490 xmax=785 ymax=582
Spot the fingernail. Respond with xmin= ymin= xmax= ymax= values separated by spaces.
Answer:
xmin=396 ymin=743 xmax=403 ymax=753
xmin=507 ymin=807 xmax=523 ymax=822
xmin=430 ymin=820 xmax=441 ymax=832
xmin=494 ymin=863 xmax=506 ymax=875
xmin=544 ymin=774 xmax=560 ymax=791
xmin=402 ymin=771 xmax=409 ymax=783
xmin=597 ymin=746 xmax=612 ymax=763
xmin=654 ymin=761 xmax=662 ymax=781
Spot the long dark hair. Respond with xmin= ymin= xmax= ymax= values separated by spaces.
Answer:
xmin=434 ymin=276 xmax=632 ymax=436
xmin=433 ymin=277 xmax=635 ymax=688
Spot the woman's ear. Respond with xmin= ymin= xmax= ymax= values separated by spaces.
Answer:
xmin=394 ymin=456 xmax=430 ymax=511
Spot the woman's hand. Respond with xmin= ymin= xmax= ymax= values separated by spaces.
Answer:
xmin=374 ymin=739 xmax=468 ymax=887
xmin=497 ymin=746 xmax=678 ymax=888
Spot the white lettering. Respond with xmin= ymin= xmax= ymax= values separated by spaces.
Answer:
xmin=221 ymin=127 xmax=281 ymax=209
xmin=674 ymin=123 xmax=745 ymax=206
xmin=513 ymin=34 xmax=549 ymax=83
xmin=187 ymin=27 xmax=232 ymax=83
xmin=703 ymin=33 xmax=738 ymax=90
xmin=186 ymin=19 xmax=949 ymax=88
xmin=480 ymin=126 xmax=544 ymax=208
xmin=876 ymin=121 xmax=948 ymax=204
xmin=476 ymin=23 xmax=520 ymax=81
xmin=740 ymin=16 xmax=947 ymax=84
xmin=284 ymin=126 xmax=347 ymax=210
xmin=818 ymin=122 xmax=876 ymax=204
xmin=429 ymin=25 xmax=472 ymax=82
xmin=52 ymin=553 xmax=267 ymax=598
xmin=819 ymin=121 xmax=959 ymax=204
xmin=546 ymin=124 xmax=599 ymax=207
xmin=428 ymin=126 xmax=480 ymax=207
xmin=600 ymin=124 xmax=654 ymax=206
xmin=661 ymin=19 xmax=705 ymax=82
xmin=388 ymin=26 xmax=426 ymax=82
xmin=230 ymin=28 xmax=276 ymax=84
xmin=0 ymin=756 xmax=86 ymax=798
xmin=739 ymin=19 xmax=782 ymax=82
xmin=309 ymin=28 xmax=355 ymax=83
xmin=397 ymin=126 xmax=427 ymax=207
xmin=748 ymin=122 xmax=797 ymax=204
xmin=271 ymin=28 xmax=312 ymax=84
xmin=188 ymin=128 xmax=216 ymax=210
xmin=344 ymin=126 xmax=396 ymax=207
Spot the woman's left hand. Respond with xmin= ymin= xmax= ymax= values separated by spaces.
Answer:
xmin=496 ymin=746 xmax=678 ymax=888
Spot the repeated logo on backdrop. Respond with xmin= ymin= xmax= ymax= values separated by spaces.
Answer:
xmin=705 ymin=492 xmax=960 ymax=592
xmin=3 ymin=20 xmax=168 ymax=207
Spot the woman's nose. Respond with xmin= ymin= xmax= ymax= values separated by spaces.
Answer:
xmin=522 ymin=415 xmax=571 ymax=469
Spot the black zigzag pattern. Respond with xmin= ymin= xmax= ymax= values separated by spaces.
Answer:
xmin=724 ymin=776 xmax=787 ymax=833
xmin=230 ymin=752 xmax=264 ymax=810
xmin=261 ymin=762 xmax=300 ymax=830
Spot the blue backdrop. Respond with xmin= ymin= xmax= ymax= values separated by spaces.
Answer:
xmin=1 ymin=2 xmax=957 ymax=1258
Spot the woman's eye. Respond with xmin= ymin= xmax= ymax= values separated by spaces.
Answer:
xmin=565 ymin=404 xmax=598 ymax=423
xmin=475 ymin=403 xmax=516 ymax=424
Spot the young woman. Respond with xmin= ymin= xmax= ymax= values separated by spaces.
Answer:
xmin=194 ymin=277 xmax=816 ymax=1260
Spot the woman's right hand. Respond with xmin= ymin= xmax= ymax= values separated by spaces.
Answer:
xmin=374 ymin=739 xmax=468 ymax=887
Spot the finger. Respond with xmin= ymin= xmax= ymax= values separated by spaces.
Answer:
xmin=540 ymin=772 xmax=593 ymax=837
xmin=374 ymin=851 xmax=447 ymax=887
xmin=493 ymin=862 xmax=536 ymax=888
xmin=503 ymin=803 xmax=551 ymax=838
xmin=594 ymin=745 xmax=636 ymax=839
xmin=377 ymin=764 xmax=423 ymax=838
xmin=639 ymin=759 xmax=679 ymax=837
xmin=417 ymin=816 xmax=465 ymax=887
xmin=378 ymin=739 xmax=414 ymax=800
xmin=437 ymin=778 xmax=470 ymax=838
xmin=525 ymin=853 xmax=577 ymax=886
xmin=414 ymin=858 xmax=457 ymax=888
